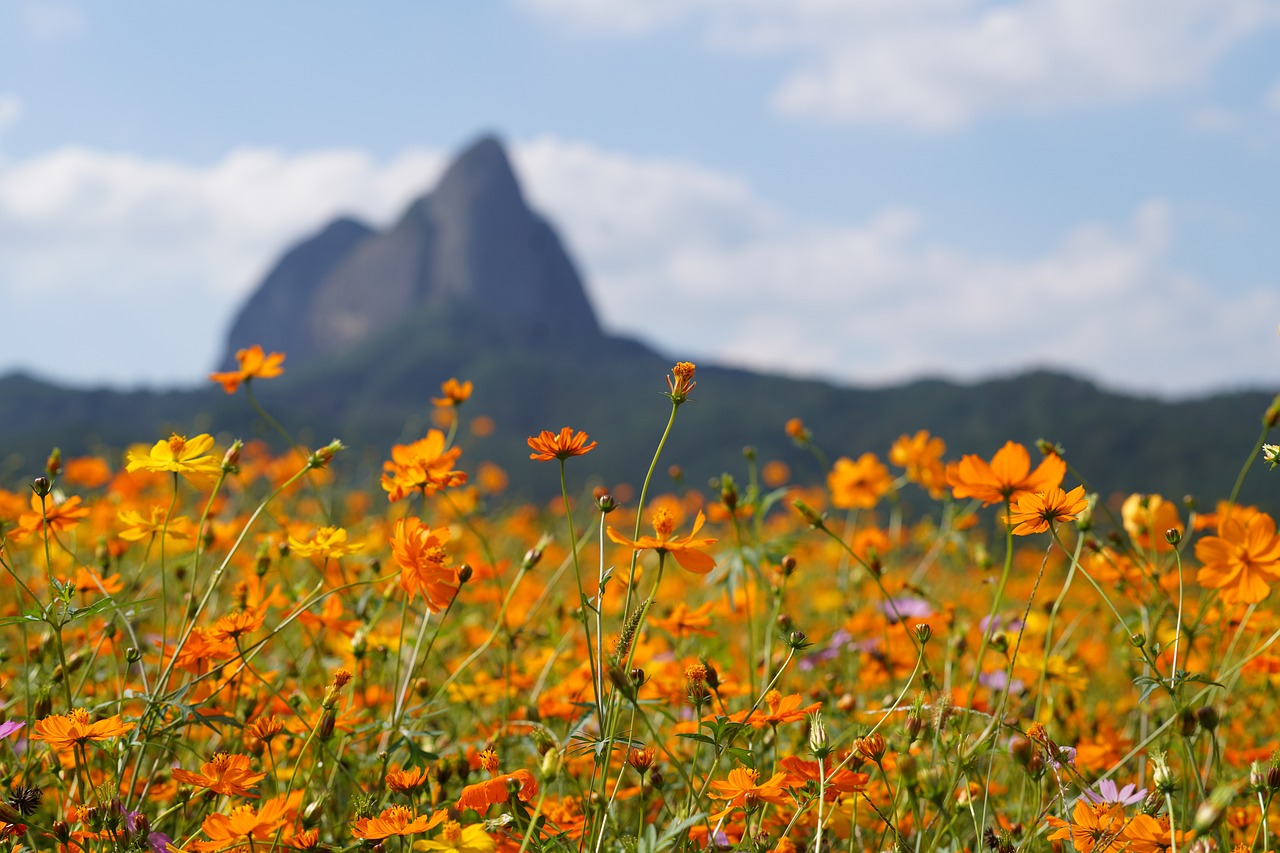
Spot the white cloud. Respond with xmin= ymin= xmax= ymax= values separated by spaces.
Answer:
xmin=518 ymin=0 xmax=1280 ymax=128
xmin=0 ymin=136 xmax=1275 ymax=394
xmin=0 ymin=146 xmax=445 ymax=385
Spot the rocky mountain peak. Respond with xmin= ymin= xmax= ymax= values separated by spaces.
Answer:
xmin=218 ymin=134 xmax=603 ymax=371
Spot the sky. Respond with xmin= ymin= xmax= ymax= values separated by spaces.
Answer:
xmin=3 ymin=0 xmax=1280 ymax=398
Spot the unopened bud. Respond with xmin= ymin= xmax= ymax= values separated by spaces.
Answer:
xmin=1196 ymin=706 xmax=1218 ymax=733
xmin=541 ymin=748 xmax=563 ymax=779
xmin=792 ymin=499 xmax=825 ymax=529
xmin=307 ymin=439 xmax=346 ymax=469
xmin=31 ymin=476 xmax=51 ymax=497
xmin=457 ymin=564 xmax=473 ymax=584
xmin=1165 ymin=528 xmax=1181 ymax=546
xmin=222 ymin=440 xmax=243 ymax=472
xmin=1265 ymin=394 xmax=1280 ymax=428
xmin=316 ymin=708 xmax=336 ymax=741
xmin=809 ymin=711 xmax=830 ymax=758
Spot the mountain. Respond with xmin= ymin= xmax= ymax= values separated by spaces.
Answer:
xmin=217 ymin=135 xmax=610 ymax=371
xmin=1 ymin=134 xmax=1275 ymax=512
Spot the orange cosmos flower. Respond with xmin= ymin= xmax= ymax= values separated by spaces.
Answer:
xmin=391 ymin=516 xmax=458 ymax=611
xmin=1195 ymin=512 xmax=1280 ymax=605
xmin=126 ymin=433 xmax=221 ymax=486
xmin=32 ymin=708 xmax=134 ymax=751
xmin=432 ymin=378 xmax=473 ymax=407
xmin=456 ymin=769 xmax=539 ymax=813
xmin=1007 ymin=486 xmax=1089 ymax=535
xmin=1122 ymin=814 xmax=1192 ymax=853
xmin=778 ymin=756 xmax=868 ymax=798
xmin=386 ymin=765 xmax=431 ymax=794
xmin=1122 ymin=493 xmax=1183 ymax=553
xmin=209 ymin=345 xmax=286 ymax=394
xmin=381 ymin=430 xmax=467 ymax=502
xmin=666 ymin=361 xmax=697 ymax=405
xmin=527 ymin=427 xmax=598 ymax=461
xmin=889 ymin=430 xmax=948 ymax=496
xmin=1045 ymin=799 xmax=1129 ymax=853
xmin=607 ymin=507 xmax=717 ymax=574
xmin=947 ymin=440 xmax=1065 ymax=506
xmin=9 ymin=492 xmax=90 ymax=542
xmin=171 ymin=752 xmax=267 ymax=798
xmin=62 ymin=455 xmax=112 ymax=488
xmin=827 ymin=453 xmax=893 ymax=509
xmin=352 ymin=805 xmax=446 ymax=840
xmin=650 ymin=601 xmax=717 ymax=637
xmin=211 ymin=608 xmax=266 ymax=643
xmin=190 ymin=796 xmax=293 ymax=852
xmin=707 ymin=767 xmax=790 ymax=820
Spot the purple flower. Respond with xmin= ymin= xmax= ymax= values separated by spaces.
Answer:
xmin=979 ymin=670 xmax=1025 ymax=693
xmin=880 ymin=595 xmax=933 ymax=623
xmin=1080 ymin=778 xmax=1147 ymax=806
xmin=0 ymin=720 xmax=23 ymax=739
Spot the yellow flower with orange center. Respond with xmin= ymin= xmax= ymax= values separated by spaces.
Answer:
xmin=126 ymin=433 xmax=222 ymax=486
xmin=287 ymin=525 xmax=363 ymax=560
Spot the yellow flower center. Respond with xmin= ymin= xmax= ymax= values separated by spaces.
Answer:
xmin=442 ymin=820 xmax=463 ymax=843
xmin=68 ymin=708 xmax=92 ymax=726
xmin=168 ymin=434 xmax=188 ymax=457
xmin=651 ymin=507 xmax=676 ymax=538
xmin=765 ymin=689 xmax=783 ymax=715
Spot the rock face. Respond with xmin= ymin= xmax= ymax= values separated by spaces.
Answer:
xmin=218 ymin=135 xmax=603 ymax=370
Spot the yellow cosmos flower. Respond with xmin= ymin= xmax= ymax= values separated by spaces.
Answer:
xmin=126 ymin=433 xmax=221 ymax=487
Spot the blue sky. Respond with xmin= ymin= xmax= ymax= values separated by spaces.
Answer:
xmin=3 ymin=0 xmax=1280 ymax=396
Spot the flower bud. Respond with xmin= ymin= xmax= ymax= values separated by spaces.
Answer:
xmin=457 ymin=563 xmax=473 ymax=584
xmin=780 ymin=555 xmax=797 ymax=576
xmin=541 ymin=748 xmax=563 ymax=780
xmin=222 ymin=439 xmax=243 ymax=473
xmin=855 ymin=733 xmax=886 ymax=763
xmin=1265 ymin=393 xmax=1280 ymax=428
xmin=808 ymin=712 xmax=830 ymax=758
xmin=791 ymin=499 xmax=826 ymax=529
xmin=1195 ymin=705 xmax=1218 ymax=733
xmin=316 ymin=708 xmax=336 ymax=741
xmin=30 ymin=476 xmax=51 ymax=497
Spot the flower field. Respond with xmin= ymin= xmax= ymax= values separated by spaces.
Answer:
xmin=3 ymin=351 xmax=1280 ymax=853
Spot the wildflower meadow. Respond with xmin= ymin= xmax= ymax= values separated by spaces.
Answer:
xmin=3 ymin=348 xmax=1280 ymax=853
